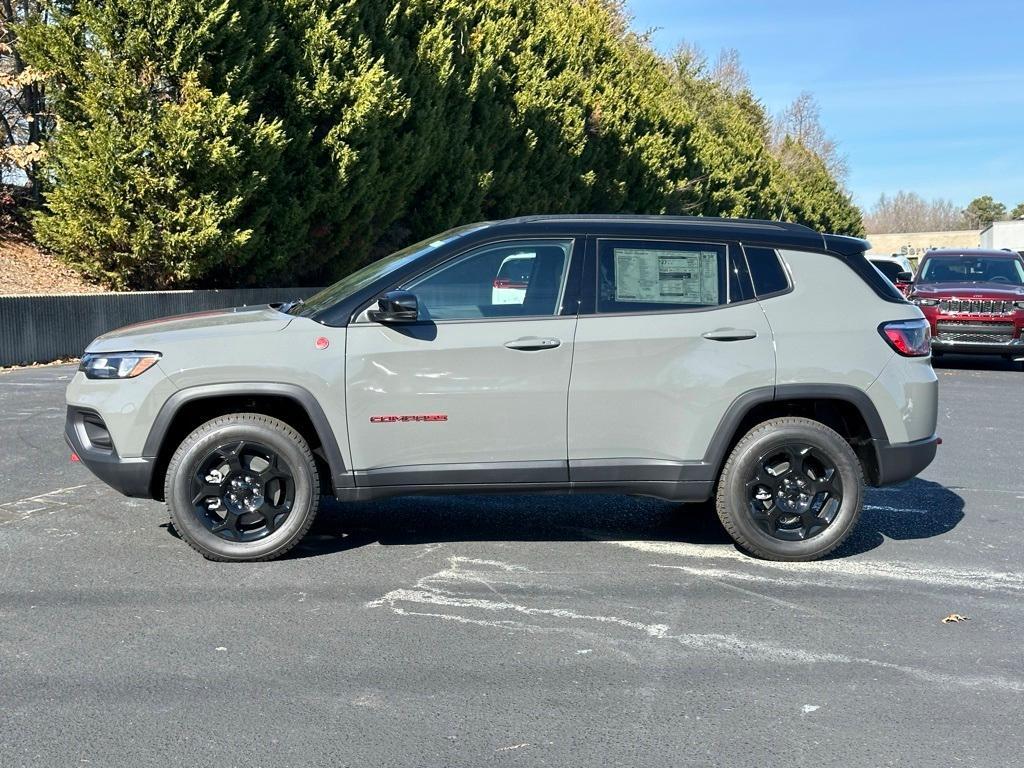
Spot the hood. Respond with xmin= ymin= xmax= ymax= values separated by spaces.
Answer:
xmin=87 ymin=305 xmax=293 ymax=353
xmin=911 ymin=282 xmax=1024 ymax=300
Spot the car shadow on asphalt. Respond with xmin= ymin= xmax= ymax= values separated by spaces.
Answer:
xmin=283 ymin=477 xmax=964 ymax=562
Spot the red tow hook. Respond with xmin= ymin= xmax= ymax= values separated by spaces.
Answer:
xmin=70 ymin=452 xmax=81 ymax=463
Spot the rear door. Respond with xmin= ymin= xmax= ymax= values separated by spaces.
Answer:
xmin=568 ymin=236 xmax=776 ymax=490
xmin=345 ymin=237 xmax=581 ymax=487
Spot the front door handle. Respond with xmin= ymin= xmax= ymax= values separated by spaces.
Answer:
xmin=701 ymin=328 xmax=758 ymax=342
xmin=504 ymin=337 xmax=561 ymax=351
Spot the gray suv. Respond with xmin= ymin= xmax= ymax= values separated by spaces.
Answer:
xmin=65 ymin=216 xmax=939 ymax=562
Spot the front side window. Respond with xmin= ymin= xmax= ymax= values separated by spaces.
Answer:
xmin=405 ymin=239 xmax=572 ymax=320
xmin=597 ymin=239 xmax=728 ymax=313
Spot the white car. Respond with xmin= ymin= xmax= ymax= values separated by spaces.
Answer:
xmin=67 ymin=215 xmax=939 ymax=562
xmin=868 ymin=252 xmax=915 ymax=275
xmin=491 ymin=252 xmax=535 ymax=305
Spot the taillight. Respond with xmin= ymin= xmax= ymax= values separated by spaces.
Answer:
xmin=879 ymin=318 xmax=931 ymax=357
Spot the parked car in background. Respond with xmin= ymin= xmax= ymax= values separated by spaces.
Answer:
xmin=910 ymin=248 xmax=1024 ymax=364
xmin=491 ymin=252 xmax=535 ymax=305
xmin=870 ymin=258 xmax=913 ymax=295
xmin=66 ymin=216 xmax=939 ymax=563
xmin=870 ymin=253 xmax=915 ymax=276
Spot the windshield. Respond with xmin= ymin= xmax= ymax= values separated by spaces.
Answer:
xmin=918 ymin=255 xmax=1024 ymax=286
xmin=288 ymin=223 xmax=490 ymax=318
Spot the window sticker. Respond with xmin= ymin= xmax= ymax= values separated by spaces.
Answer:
xmin=613 ymin=248 xmax=719 ymax=304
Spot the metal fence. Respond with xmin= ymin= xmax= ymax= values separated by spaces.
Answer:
xmin=0 ymin=288 xmax=322 ymax=367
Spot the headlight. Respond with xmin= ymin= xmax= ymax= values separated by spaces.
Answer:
xmin=911 ymin=297 xmax=938 ymax=306
xmin=79 ymin=352 xmax=161 ymax=379
xmin=1015 ymin=301 xmax=1024 ymax=310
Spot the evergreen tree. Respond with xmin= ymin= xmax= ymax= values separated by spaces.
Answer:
xmin=20 ymin=0 xmax=288 ymax=288
xmin=22 ymin=0 xmax=864 ymax=289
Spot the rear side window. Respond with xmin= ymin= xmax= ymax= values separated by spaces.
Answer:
xmin=597 ymin=239 xmax=728 ymax=313
xmin=744 ymin=246 xmax=790 ymax=296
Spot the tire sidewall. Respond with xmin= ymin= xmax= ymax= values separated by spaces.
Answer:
xmin=721 ymin=422 xmax=863 ymax=560
xmin=168 ymin=420 xmax=316 ymax=561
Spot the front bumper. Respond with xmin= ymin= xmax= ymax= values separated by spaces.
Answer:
xmin=871 ymin=434 xmax=939 ymax=486
xmin=928 ymin=313 xmax=1024 ymax=357
xmin=931 ymin=337 xmax=1024 ymax=357
xmin=65 ymin=407 xmax=156 ymax=498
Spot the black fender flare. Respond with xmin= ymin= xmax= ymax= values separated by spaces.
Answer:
xmin=143 ymin=382 xmax=351 ymax=492
xmin=700 ymin=383 xmax=888 ymax=479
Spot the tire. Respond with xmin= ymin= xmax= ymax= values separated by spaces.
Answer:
xmin=715 ymin=417 xmax=863 ymax=562
xmin=164 ymin=413 xmax=320 ymax=562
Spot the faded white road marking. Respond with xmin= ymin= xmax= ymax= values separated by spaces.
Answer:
xmin=0 ymin=485 xmax=89 ymax=525
xmin=368 ymin=556 xmax=1024 ymax=693
xmin=496 ymin=744 xmax=530 ymax=752
xmin=604 ymin=539 xmax=1024 ymax=593
xmin=655 ymin=564 xmax=832 ymax=618
xmin=864 ymin=504 xmax=929 ymax=515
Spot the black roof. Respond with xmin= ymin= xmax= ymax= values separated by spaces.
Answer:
xmin=473 ymin=214 xmax=870 ymax=257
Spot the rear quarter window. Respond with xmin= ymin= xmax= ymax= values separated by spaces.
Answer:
xmin=743 ymin=246 xmax=790 ymax=296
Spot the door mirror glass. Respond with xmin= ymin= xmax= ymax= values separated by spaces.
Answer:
xmin=897 ymin=271 xmax=913 ymax=283
xmin=369 ymin=290 xmax=419 ymax=323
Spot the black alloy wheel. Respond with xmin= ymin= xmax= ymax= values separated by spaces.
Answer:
xmin=715 ymin=416 xmax=864 ymax=562
xmin=191 ymin=440 xmax=295 ymax=542
xmin=165 ymin=413 xmax=320 ymax=562
xmin=746 ymin=443 xmax=843 ymax=542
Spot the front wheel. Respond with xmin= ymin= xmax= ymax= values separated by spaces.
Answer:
xmin=715 ymin=417 xmax=864 ymax=561
xmin=165 ymin=413 xmax=320 ymax=561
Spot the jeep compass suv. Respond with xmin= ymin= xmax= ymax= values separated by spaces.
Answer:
xmin=909 ymin=248 xmax=1024 ymax=363
xmin=65 ymin=216 xmax=939 ymax=562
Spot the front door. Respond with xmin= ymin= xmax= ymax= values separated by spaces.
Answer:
xmin=345 ymin=238 xmax=579 ymax=487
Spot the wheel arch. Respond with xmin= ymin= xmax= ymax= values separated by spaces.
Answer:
xmin=704 ymin=384 xmax=887 ymax=486
xmin=144 ymin=383 xmax=350 ymax=500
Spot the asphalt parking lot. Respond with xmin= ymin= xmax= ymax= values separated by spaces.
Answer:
xmin=1 ymin=360 xmax=1022 ymax=767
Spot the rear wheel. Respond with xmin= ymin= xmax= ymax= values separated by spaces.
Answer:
xmin=165 ymin=413 xmax=320 ymax=561
xmin=715 ymin=417 xmax=863 ymax=561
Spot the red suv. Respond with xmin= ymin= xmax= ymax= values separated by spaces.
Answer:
xmin=910 ymin=248 xmax=1024 ymax=364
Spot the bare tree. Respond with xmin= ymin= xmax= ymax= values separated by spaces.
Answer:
xmin=863 ymin=191 xmax=968 ymax=233
xmin=0 ymin=0 xmax=51 ymax=200
xmin=710 ymin=48 xmax=749 ymax=95
xmin=773 ymin=91 xmax=848 ymax=183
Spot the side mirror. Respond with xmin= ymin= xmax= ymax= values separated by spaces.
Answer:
xmin=897 ymin=271 xmax=913 ymax=283
xmin=368 ymin=290 xmax=419 ymax=323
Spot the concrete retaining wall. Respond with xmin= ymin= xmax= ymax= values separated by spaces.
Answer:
xmin=0 ymin=288 xmax=322 ymax=367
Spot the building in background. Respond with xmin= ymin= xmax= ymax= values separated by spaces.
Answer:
xmin=866 ymin=229 xmax=980 ymax=259
xmin=980 ymin=220 xmax=1024 ymax=253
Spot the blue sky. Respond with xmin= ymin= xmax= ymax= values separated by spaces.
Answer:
xmin=625 ymin=0 xmax=1024 ymax=211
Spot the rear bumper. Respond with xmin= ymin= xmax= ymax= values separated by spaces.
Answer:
xmin=65 ymin=407 xmax=156 ymax=498
xmin=871 ymin=434 xmax=939 ymax=486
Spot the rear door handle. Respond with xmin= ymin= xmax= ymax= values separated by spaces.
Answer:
xmin=504 ymin=337 xmax=561 ymax=351
xmin=701 ymin=328 xmax=758 ymax=342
